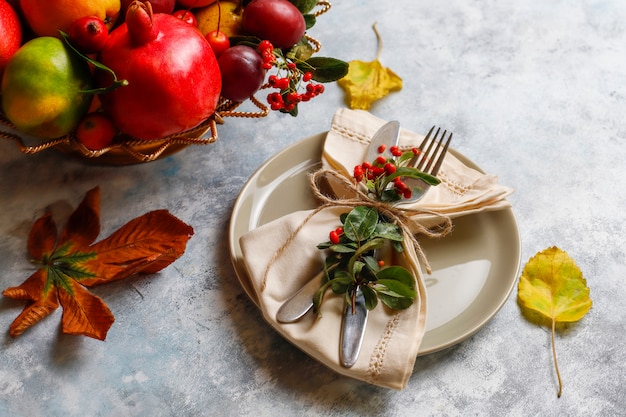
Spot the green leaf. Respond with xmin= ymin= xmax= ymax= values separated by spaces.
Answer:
xmin=288 ymin=0 xmax=318 ymax=13
xmin=376 ymin=266 xmax=416 ymax=290
xmin=286 ymin=38 xmax=314 ymax=61
xmin=299 ymin=57 xmax=349 ymax=83
xmin=313 ymin=280 xmax=333 ymax=313
xmin=381 ymin=189 xmax=402 ymax=203
xmin=343 ymin=206 xmax=378 ymax=242
xmin=372 ymin=266 xmax=417 ymax=310
xmin=303 ymin=14 xmax=316 ymax=30
xmin=352 ymin=261 xmax=365 ymax=279
xmin=361 ymin=285 xmax=379 ymax=310
xmin=374 ymin=222 xmax=404 ymax=242
xmin=378 ymin=293 xmax=414 ymax=310
xmin=330 ymin=271 xmax=354 ymax=294
xmin=328 ymin=244 xmax=357 ymax=253
xmin=380 ymin=166 xmax=440 ymax=191
xmin=362 ymin=255 xmax=381 ymax=274
xmin=375 ymin=279 xmax=416 ymax=299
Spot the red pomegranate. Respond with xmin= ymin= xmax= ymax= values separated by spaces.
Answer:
xmin=95 ymin=1 xmax=221 ymax=140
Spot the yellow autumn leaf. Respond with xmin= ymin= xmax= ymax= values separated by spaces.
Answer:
xmin=518 ymin=246 xmax=592 ymax=398
xmin=337 ymin=23 xmax=402 ymax=110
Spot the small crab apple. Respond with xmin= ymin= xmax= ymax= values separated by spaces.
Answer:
xmin=68 ymin=16 xmax=109 ymax=54
xmin=76 ymin=112 xmax=116 ymax=150
xmin=205 ymin=30 xmax=229 ymax=57
xmin=173 ymin=9 xmax=197 ymax=26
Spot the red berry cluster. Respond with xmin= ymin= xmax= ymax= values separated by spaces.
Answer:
xmin=258 ymin=40 xmax=276 ymax=69
xmin=329 ymin=227 xmax=344 ymax=244
xmin=353 ymin=145 xmax=422 ymax=201
xmin=257 ymin=40 xmax=325 ymax=113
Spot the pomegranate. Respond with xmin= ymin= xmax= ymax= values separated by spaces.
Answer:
xmin=95 ymin=1 xmax=221 ymax=140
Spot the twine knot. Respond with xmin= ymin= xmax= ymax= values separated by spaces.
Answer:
xmin=260 ymin=168 xmax=452 ymax=291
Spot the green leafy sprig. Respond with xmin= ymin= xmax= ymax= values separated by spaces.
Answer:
xmin=314 ymin=206 xmax=417 ymax=314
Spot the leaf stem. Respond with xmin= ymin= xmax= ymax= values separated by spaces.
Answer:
xmin=59 ymin=30 xmax=129 ymax=94
xmin=551 ymin=318 xmax=563 ymax=397
xmin=372 ymin=22 xmax=383 ymax=61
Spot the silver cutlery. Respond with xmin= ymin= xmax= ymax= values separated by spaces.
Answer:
xmin=339 ymin=126 xmax=453 ymax=367
xmin=276 ymin=271 xmax=324 ymax=323
xmin=399 ymin=126 xmax=453 ymax=204
xmin=365 ymin=120 xmax=400 ymax=162
xmin=275 ymin=122 xmax=453 ymax=369
xmin=275 ymin=121 xmax=400 ymax=324
xmin=340 ymin=285 xmax=368 ymax=367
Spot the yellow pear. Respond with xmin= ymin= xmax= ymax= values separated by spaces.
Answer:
xmin=194 ymin=1 xmax=243 ymax=38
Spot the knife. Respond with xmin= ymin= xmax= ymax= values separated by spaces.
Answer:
xmin=275 ymin=121 xmax=401 ymax=327
xmin=340 ymin=285 xmax=368 ymax=368
xmin=276 ymin=271 xmax=324 ymax=323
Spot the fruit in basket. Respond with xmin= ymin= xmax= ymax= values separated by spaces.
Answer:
xmin=121 ymin=0 xmax=175 ymax=15
xmin=195 ymin=0 xmax=242 ymax=38
xmin=0 ymin=0 xmax=21 ymax=76
xmin=241 ymin=0 xmax=305 ymax=49
xmin=218 ymin=45 xmax=265 ymax=102
xmin=177 ymin=0 xmax=217 ymax=9
xmin=173 ymin=9 xmax=197 ymax=26
xmin=19 ymin=0 xmax=121 ymax=37
xmin=76 ymin=112 xmax=116 ymax=150
xmin=95 ymin=1 xmax=221 ymax=140
xmin=1 ymin=37 xmax=93 ymax=138
xmin=205 ymin=30 xmax=229 ymax=57
xmin=68 ymin=16 xmax=109 ymax=54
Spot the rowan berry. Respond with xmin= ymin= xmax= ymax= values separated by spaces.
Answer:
xmin=391 ymin=146 xmax=403 ymax=157
xmin=257 ymin=40 xmax=273 ymax=53
xmin=377 ymin=144 xmax=386 ymax=154
xmin=384 ymin=162 xmax=396 ymax=174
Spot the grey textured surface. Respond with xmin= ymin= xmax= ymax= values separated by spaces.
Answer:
xmin=1 ymin=0 xmax=625 ymax=416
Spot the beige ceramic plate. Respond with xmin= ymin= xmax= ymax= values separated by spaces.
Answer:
xmin=228 ymin=132 xmax=521 ymax=355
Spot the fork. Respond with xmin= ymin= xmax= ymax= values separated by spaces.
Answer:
xmin=400 ymin=126 xmax=453 ymax=204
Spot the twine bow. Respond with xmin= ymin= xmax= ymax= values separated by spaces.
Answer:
xmin=260 ymin=168 xmax=453 ymax=291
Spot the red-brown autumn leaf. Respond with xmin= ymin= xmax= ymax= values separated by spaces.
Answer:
xmin=2 ymin=186 xmax=194 ymax=340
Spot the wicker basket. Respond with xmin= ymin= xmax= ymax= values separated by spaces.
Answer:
xmin=0 ymin=95 xmax=269 ymax=165
xmin=0 ymin=2 xmax=332 ymax=165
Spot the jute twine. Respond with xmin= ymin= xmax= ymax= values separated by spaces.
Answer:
xmin=260 ymin=168 xmax=453 ymax=291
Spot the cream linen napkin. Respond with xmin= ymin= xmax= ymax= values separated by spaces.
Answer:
xmin=239 ymin=206 xmax=427 ymax=390
xmin=238 ymin=108 xmax=514 ymax=390
xmin=322 ymin=108 xmax=514 ymax=229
